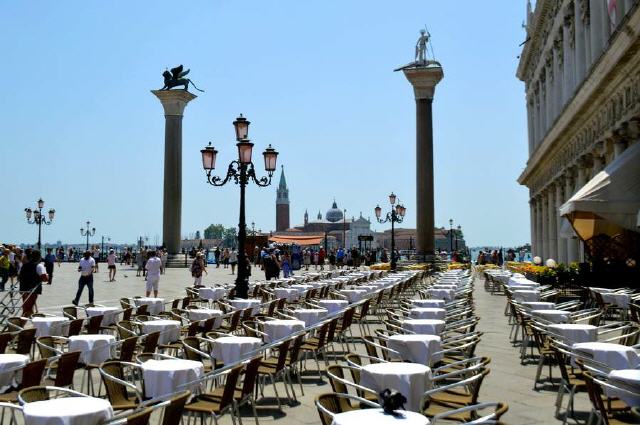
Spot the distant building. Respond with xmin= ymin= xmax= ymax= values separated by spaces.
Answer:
xmin=275 ymin=167 xmax=290 ymax=232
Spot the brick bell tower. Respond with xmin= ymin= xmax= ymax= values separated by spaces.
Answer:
xmin=275 ymin=166 xmax=290 ymax=231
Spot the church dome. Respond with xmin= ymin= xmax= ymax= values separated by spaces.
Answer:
xmin=326 ymin=200 xmax=343 ymax=223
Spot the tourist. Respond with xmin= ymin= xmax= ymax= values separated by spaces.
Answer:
xmin=56 ymin=247 xmax=64 ymax=265
xmin=73 ymin=250 xmax=95 ymax=306
xmin=44 ymin=248 xmax=56 ymax=285
xmin=336 ymin=247 xmax=345 ymax=268
xmin=253 ymin=246 xmax=260 ymax=267
xmin=282 ymin=252 xmax=292 ymax=278
xmin=313 ymin=250 xmax=319 ymax=270
xmin=145 ymin=250 xmax=161 ymax=297
xmin=328 ymin=250 xmax=336 ymax=270
xmin=222 ymin=248 xmax=230 ymax=269
xmin=160 ymin=249 xmax=168 ymax=274
xmin=214 ymin=247 xmax=221 ymax=268
xmin=190 ymin=252 xmax=206 ymax=286
xmin=0 ymin=249 xmax=10 ymax=291
xmin=318 ymin=247 xmax=326 ymax=271
xmin=229 ymin=248 xmax=238 ymax=275
xmin=19 ymin=249 xmax=47 ymax=316
xmin=92 ymin=246 xmax=100 ymax=272
xmin=136 ymin=249 xmax=145 ymax=277
xmin=303 ymin=249 xmax=311 ymax=270
xmin=107 ymin=249 xmax=117 ymax=282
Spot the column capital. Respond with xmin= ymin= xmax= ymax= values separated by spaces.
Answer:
xmin=151 ymin=90 xmax=197 ymax=116
xmin=402 ymin=66 xmax=444 ymax=100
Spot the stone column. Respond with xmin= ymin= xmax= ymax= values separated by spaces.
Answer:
xmin=553 ymin=36 xmax=563 ymax=116
xmin=612 ymin=131 xmax=628 ymax=158
xmin=547 ymin=184 xmax=558 ymax=260
xmin=151 ymin=90 xmax=197 ymax=258
xmin=563 ymin=9 xmax=575 ymax=102
xmin=527 ymin=97 xmax=535 ymax=154
xmin=535 ymin=89 xmax=542 ymax=146
xmin=592 ymin=141 xmax=605 ymax=172
xmin=575 ymin=0 xmax=587 ymax=83
xmin=536 ymin=195 xmax=544 ymax=258
xmin=589 ymin=0 xmax=605 ymax=63
xmin=564 ymin=169 xmax=580 ymax=262
xmin=530 ymin=198 xmax=537 ymax=256
xmin=402 ymin=66 xmax=444 ymax=261
xmin=555 ymin=178 xmax=568 ymax=264
xmin=545 ymin=62 xmax=554 ymax=130
xmin=540 ymin=190 xmax=548 ymax=259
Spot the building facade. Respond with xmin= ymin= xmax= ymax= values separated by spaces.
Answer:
xmin=517 ymin=0 xmax=640 ymax=263
xmin=275 ymin=167 xmax=290 ymax=232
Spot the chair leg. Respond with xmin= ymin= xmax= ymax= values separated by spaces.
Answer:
xmin=270 ymin=374 xmax=282 ymax=411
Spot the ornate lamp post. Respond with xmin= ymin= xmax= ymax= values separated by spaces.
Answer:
xmin=449 ymin=218 xmax=454 ymax=253
xmin=24 ymin=198 xmax=55 ymax=250
xmin=80 ymin=221 xmax=96 ymax=251
xmin=375 ymin=193 xmax=406 ymax=271
xmin=201 ymin=114 xmax=279 ymax=298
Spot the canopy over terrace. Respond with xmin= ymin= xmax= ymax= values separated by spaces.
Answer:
xmin=269 ymin=234 xmax=325 ymax=246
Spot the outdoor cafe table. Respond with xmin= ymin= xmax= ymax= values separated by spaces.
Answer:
xmin=228 ymin=299 xmax=262 ymax=315
xmin=211 ymin=336 xmax=262 ymax=365
xmin=331 ymin=409 xmax=430 ymax=425
xmin=411 ymin=299 xmax=446 ymax=309
xmin=274 ymin=288 xmax=300 ymax=302
xmin=521 ymin=302 xmax=556 ymax=310
xmin=318 ymin=300 xmax=348 ymax=315
xmin=409 ymin=308 xmax=446 ymax=321
xmin=290 ymin=284 xmax=314 ymax=293
xmin=141 ymin=358 xmax=204 ymax=399
xmin=607 ymin=369 xmax=640 ymax=407
xmin=531 ymin=309 xmax=572 ymax=324
xmin=512 ymin=290 xmax=540 ymax=302
xmin=426 ymin=288 xmax=454 ymax=301
xmin=141 ymin=320 xmax=181 ymax=345
xmin=133 ymin=297 xmax=165 ymax=315
xmin=292 ymin=308 xmax=328 ymax=325
xmin=388 ymin=334 xmax=443 ymax=366
xmin=86 ymin=306 xmax=120 ymax=326
xmin=359 ymin=362 xmax=431 ymax=412
xmin=22 ymin=396 xmax=113 ymax=425
xmin=431 ymin=284 xmax=457 ymax=290
xmin=198 ymin=287 xmax=227 ymax=301
xmin=573 ymin=342 xmax=640 ymax=369
xmin=339 ymin=289 xmax=368 ymax=303
xmin=263 ymin=319 xmax=305 ymax=343
xmin=188 ymin=308 xmax=223 ymax=328
xmin=69 ymin=334 xmax=115 ymax=365
xmin=547 ymin=324 xmax=597 ymax=344
xmin=401 ymin=319 xmax=446 ymax=336
xmin=602 ymin=292 xmax=632 ymax=309
xmin=31 ymin=316 xmax=69 ymax=337
xmin=0 ymin=354 xmax=28 ymax=392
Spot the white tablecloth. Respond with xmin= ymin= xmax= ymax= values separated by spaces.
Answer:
xmin=607 ymin=369 xmax=640 ymax=407
xmin=141 ymin=320 xmax=181 ymax=345
xmin=431 ymin=284 xmax=457 ymax=290
xmin=211 ymin=336 xmax=262 ymax=364
xmin=188 ymin=309 xmax=223 ymax=328
xmin=360 ymin=362 xmax=431 ymax=412
xmin=198 ymin=287 xmax=227 ymax=301
xmin=401 ymin=319 xmax=446 ymax=336
xmin=86 ymin=307 xmax=120 ymax=326
xmin=141 ymin=359 xmax=203 ymax=399
xmin=31 ymin=317 xmax=69 ymax=337
xmin=228 ymin=299 xmax=262 ymax=314
xmin=531 ymin=309 xmax=572 ymax=324
xmin=573 ymin=342 xmax=640 ymax=369
xmin=133 ymin=297 xmax=165 ymax=315
xmin=292 ymin=308 xmax=328 ymax=325
xmin=547 ymin=324 xmax=597 ymax=344
xmin=263 ymin=319 xmax=305 ymax=343
xmin=521 ymin=302 xmax=556 ymax=310
xmin=409 ymin=308 xmax=446 ymax=321
xmin=340 ymin=290 xmax=368 ymax=303
xmin=411 ymin=299 xmax=445 ymax=309
xmin=602 ymin=293 xmax=632 ymax=309
xmin=23 ymin=397 xmax=113 ymax=425
xmin=513 ymin=290 xmax=540 ymax=302
xmin=331 ymin=409 xmax=430 ymax=425
xmin=274 ymin=288 xmax=300 ymax=302
xmin=388 ymin=334 xmax=442 ymax=366
xmin=318 ymin=300 xmax=349 ymax=315
xmin=0 ymin=354 xmax=28 ymax=391
xmin=426 ymin=289 xmax=454 ymax=301
xmin=290 ymin=284 xmax=314 ymax=293
xmin=69 ymin=334 xmax=115 ymax=365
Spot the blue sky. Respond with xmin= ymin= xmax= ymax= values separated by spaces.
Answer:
xmin=0 ymin=1 xmax=531 ymax=248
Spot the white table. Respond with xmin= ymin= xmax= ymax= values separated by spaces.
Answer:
xmin=263 ymin=319 xmax=305 ymax=343
xmin=513 ymin=290 xmax=540 ymax=302
xmin=547 ymin=324 xmax=597 ymax=344
xmin=602 ymin=292 xmax=632 ymax=309
xmin=290 ymin=284 xmax=314 ymax=293
xmin=411 ymin=299 xmax=445 ymax=309
xmin=431 ymin=284 xmax=457 ymax=290
xmin=228 ymin=299 xmax=262 ymax=315
xmin=318 ymin=300 xmax=349 ymax=315
xmin=69 ymin=334 xmax=115 ymax=365
xmin=31 ymin=317 xmax=69 ymax=337
xmin=340 ymin=290 xmax=368 ymax=303
xmin=388 ymin=334 xmax=442 ymax=366
xmin=133 ymin=297 xmax=165 ymax=315
xmin=141 ymin=359 xmax=203 ymax=399
xmin=86 ymin=306 xmax=120 ymax=326
xmin=607 ymin=369 xmax=640 ymax=407
xmin=0 ymin=354 xmax=28 ymax=391
xmin=23 ymin=397 xmax=113 ymax=425
xmin=331 ymin=409 xmax=430 ymax=425
xmin=274 ymin=288 xmax=300 ymax=302
xmin=141 ymin=320 xmax=181 ymax=345
xmin=426 ymin=289 xmax=454 ymax=301
xmin=409 ymin=308 xmax=446 ymax=321
xmin=188 ymin=309 xmax=223 ymax=328
xmin=573 ymin=342 xmax=640 ymax=369
xmin=401 ymin=319 xmax=446 ymax=336
xmin=531 ymin=309 xmax=572 ymax=324
xmin=292 ymin=308 xmax=328 ymax=325
xmin=211 ymin=336 xmax=262 ymax=364
xmin=521 ymin=302 xmax=556 ymax=310
xmin=360 ymin=362 xmax=431 ymax=412
xmin=198 ymin=287 xmax=227 ymax=301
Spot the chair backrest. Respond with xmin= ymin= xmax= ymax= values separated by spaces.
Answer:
xmin=276 ymin=298 xmax=286 ymax=311
xmin=62 ymin=306 xmax=78 ymax=319
xmin=36 ymin=336 xmax=58 ymax=359
xmin=122 ymin=308 xmax=133 ymax=321
xmin=315 ymin=393 xmax=354 ymax=425
xmin=120 ymin=298 xmax=132 ymax=309
xmin=273 ymin=339 xmax=291 ymax=372
xmin=287 ymin=334 xmax=305 ymax=366
xmin=142 ymin=332 xmax=160 ymax=353
xmin=67 ymin=319 xmax=85 ymax=337
xmin=101 ymin=361 xmax=139 ymax=407
xmin=122 ymin=407 xmax=153 ymax=425
xmin=171 ymin=298 xmax=181 ymax=310
xmin=15 ymin=328 xmax=36 ymax=355
xmin=20 ymin=359 xmax=47 ymax=388
xmin=241 ymin=307 xmax=253 ymax=322
xmin=326 ymin=365 xmax=349 ymax=394
xmin=182 ymin=337 xmax=204 ymax=362
xmin=135 ymin=304 xmax=149 ymax=316
xmin=227 ymin=310 xmax=242 ymax=332
xmin=219 ymin=364 xmax=243 ymax=409
xmin=240 ymin=356 xmax=262 ymax=398
xmin=200 ymin=317 xmax=216 ymax=336
xmin=119 ymin=337 xmax=138 ymax=362
xmin=266 ymin=300 xmax=278 ymax=316
xmin=18 ymin=386 xmax=50 ymax=402
xmin=0 ymin=333 xmax=13 ymax=354
xmin=325 ymin=318 xmax=338 ymax=344
xmin=117 ymin=320 xmax=137 ymax=339
xmin=54 ymin=351 xmax=81 ymax=387
xmin=181 ymin=297 xmax=192 ymax=309
xmin=160 ymin=390 xmax=190 ymax=425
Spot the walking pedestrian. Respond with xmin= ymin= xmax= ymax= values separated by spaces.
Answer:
xmin=160 ymin=249 xmax=168 ymax=274
xmin=107 ymin=249 xmax=117 ymax=282
xmin=44 ymin=248 xmax=56 ymax=285
xmin=92 ymin=246 xmax=100 ymax=272
xmin=229 ymin=248 xmax=238 ymax=275
xmin=214 ymin=247 xmax=221 ymax=268
xmin=136 ymin=250 xmax=144 ymax=277
xmin=18 ymin=249 xmax=46 ymax=317
xmin=282 ymin=252 xmax=291 ymax=278
xmin=145 ymin=250 xmax=161 ymax=297
xmin=190 ymin=253 xmax=206 ymax=286
xmin=0 ymin=249 xmax=10 ymax=291
xmin=222 ymin=248 xmax=230 ymax=269
xmin=72 ymin=250 xmax=95 ymax=306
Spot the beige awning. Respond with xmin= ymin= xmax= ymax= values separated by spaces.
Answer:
xmin=268 ymin=235 xmax=325 ymax=246
xmin=560 ymin=142 xmax=640 ymax=240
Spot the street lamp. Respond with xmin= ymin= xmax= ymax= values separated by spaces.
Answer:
xmin=455 ymin=225 xmax=461 ymax=251
xmin=201 ymin=114 xmax=278 ymax=298
xmin=24 ymin=198 xmax=55 ymax=250
xmin=80 ymin=221 xmax=96 ymax=251
xmin=375 ymin=193 xmax=406 ymax=270
xmin=449 ymin=218 xmax=454 ymax=253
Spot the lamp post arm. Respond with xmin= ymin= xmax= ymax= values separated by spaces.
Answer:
xmin=205 ymin=161 xmax=239 ymax=187
xmin=247 ymin=163 xmax=273 ymax=187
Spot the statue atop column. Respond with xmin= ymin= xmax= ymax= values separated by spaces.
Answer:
xmin=161 ymin=64 xmax=204 ymax=92
xmin=395 ymin=28 xmax=441 ymax=71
